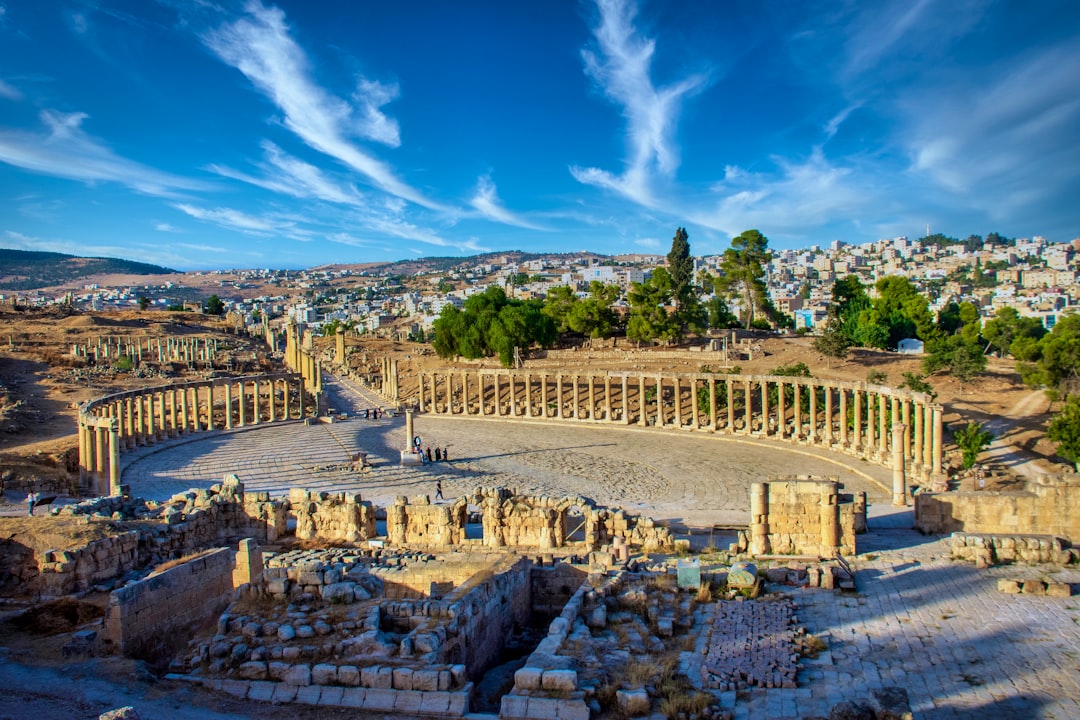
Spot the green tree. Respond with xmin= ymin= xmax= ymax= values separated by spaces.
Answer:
xmin=954 ymin=421 xmax=994 ymax=469
xmin=716 ymin=229 xmax=772 ymax=329
xmin=983 ymin=307 xmax=1046 ymax=358
xmin=1047 ymin=395 xmax=1080 ymax=471
xmin=899 ymin=371 xmax=937 ymax=400
xmin=627 ymin=268 xmax=678 ymax=343
xmin=1017 ymin=314 xmax=1080 ymax=401
xmin=923 ymin=335 xmax=987 ymax=383
xmin=705 ymin=296 xmax=739 ymax=329
xmin=829 ymin=275 xmax=873 ymax=345
xmin=667 ymin=227 xmax=694 ymax=310
xmin=204 ymin=294 xmax=225 ymax=316
xmin=138 ymin=296 xmax=150 ymax=311
xmin=813 ymin=320 xmax=852 ymax=364
xmin=542 ymin=285 xmax=579 ymax=334
xmin=431 ymin=286 xmax=555 ymax=367
xmin=859 ymin=276 xmax=938 ymax=349
xmin=567 ymin=282 xmax=621 ymax=338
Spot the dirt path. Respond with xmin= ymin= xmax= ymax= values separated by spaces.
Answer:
xmin=956 ymin=389 xmax=1062 ymax=480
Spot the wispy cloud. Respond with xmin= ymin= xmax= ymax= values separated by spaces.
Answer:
xmin=0 ymin=79 xmax=21 ymax=100
xmin=202 ymin=1 xmax=442 ymax=209
xmin=155 ymin=223 xmax=181 ymax=232
xmin=173 ymin=202 xmax=294 ymax=234
xmin=0 ymin=110 xmax=211 ymax=196
xmin=208 ymin=140 xmax=364 ymax=205
xmin=469 ymin=175 xmax=547 ymax=230
xmin=571 ymin=0 xmax=708 ymax=206
xmin=634 ymin=237 xmax=660 ymax=248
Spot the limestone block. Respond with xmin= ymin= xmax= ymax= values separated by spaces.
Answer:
xmin=411 ymin=669 xmax=440 ymax=692
xmin=450 ymin=664 xmax=467 ymax=686
xmin=294 ymin=686 xmax=322 ymax=705
xmin=541 ymin=669 xmax=577 ymax=692
xmin=283 ymin=664 xmax=312 ymax=687
xmin=419 ymin=691 xmax=451 ymax=715
xmin=996 ymin=579 xmax=1021 ymax=594
xmin=616 ymin=688 xmax=651 ymax=716
xmin=338 ymin=688 xmax=367 ymax=707
xmin=266 ymin=578 xmax=290 ymax=595
xmin=392 ymin=667 xmax=414 ymax=690
xmin=247 ymin=681 xmax=275 ymax=702
xmin=318 ymin=687 xmax=344 ymax=706
xmin=338 ymin=665 xmax=360 ymax=686
xmin=1046 ymin=582 xmax=1073 ymax=598
xmin=514 ymin=666 xmax=543 ymax=691
xmin=270 ymin=684 xmax=298 ymax=703
xmin=295 ymin=625 xmax=315 ymax=638
xmin=500 ymin=694 xmax=529 ymax=719
xmin=393 ymin=691 xmax=424 ymax=714
xmin=361 ymin=688 xmax=396 ymax=712
xmin=1022 ymin=579 xmax=1047 ymax=595
xmin=236 ymin=661 xmax=268 ymax=680
xmin=311 ymin=663 xmax=338 ymax=686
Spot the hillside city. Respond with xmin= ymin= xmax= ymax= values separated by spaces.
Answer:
xmin=6 ymin=232 xmax=1079 ymax=341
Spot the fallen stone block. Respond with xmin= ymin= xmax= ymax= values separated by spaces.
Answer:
xmin=1046 ymin=582 xmax=1073 ymax=598
xmin=541 ymin=669 xmax=577 ymax=692
xmin=616 ymin=688 xmax=650 ymax=716
xmin=997 ymin=579 xmax=1022 ymax=594
xmin=515 ymin=666 xmax=543 ymax=691
xmin=1022 ymin=579 xmax=1047 ymax=595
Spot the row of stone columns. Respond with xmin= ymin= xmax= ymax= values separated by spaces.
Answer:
xmin=78 ymin=373 xmax=305 ymax=497
xmin=417 ymin=370 xmax=944 ymax=479
xmin=71 ymin=336 xmax=217 ymax=365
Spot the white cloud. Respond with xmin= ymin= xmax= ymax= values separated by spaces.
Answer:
xmin=155 ymin=223 xmax=181 ymax=232
xmin=468 ymin=175 xmax=547 ymax=230
xmin=0 ymin=79 xmax=21 ymax=101
xmin=0 ymin=110 xmax=212 ymax=197
xmin=354 ymin=77 xmax=401 ymax=147
xmin=571 ymin=0 xmax=708 ymax=207
xmin=173 ymin=203 xmax=291 ymax=234
xmin=203 ymin=1 xmax=442 ymax=209
xmin=634 ymin=238 xmax=660 ymax=248
xmin=4 ymin=229 xmax=194 ymax=267
xmin=209 ymin=140 xmax=364 ymax=205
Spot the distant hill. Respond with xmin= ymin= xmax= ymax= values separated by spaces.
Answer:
xmin=0 ymin=249 xmax=176 ymax=290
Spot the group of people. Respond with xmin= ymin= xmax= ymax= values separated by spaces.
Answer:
xmin=423 ymin=446 xmax=450 ymax=463
xmin=362 ymin=408 xmax=382 ymax=420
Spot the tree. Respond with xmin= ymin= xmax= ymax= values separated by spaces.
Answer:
xmin=667 ymin=228 xmax=694 ymax=309
xmin=716 ymin=229 xmax=772 ymax=329
xmin=541 ymin=285 xmax=578 ymax=334
xmin=1017 ymin=314 xmax=1080 ymax=401
xmin=567 ymin=282 xmax=621 ymax=338
xmin=923 ymin=335 xmax=987 ymax=383
xmin=862 ymin=276 xmax=938 ymax=349
xmin=1047 ymin=395 xmax=1080 ymax=471
xmin=627 ymin=268 xmax=678 ymax=344
xmin=954 ymin=421 xmax=994 ymax=469
xmin=705 ymin=296 xmax=739 ymax=329
xmin=813 ymin=320 xmax=852 ymax=364
xmin=204 ymin=294 xmax=225 ymax=316
xmin=983 ymin=307 xmax=1046 ymax=358
xmin=138 ymin=296 xmax=150 ymax=311
xmin=431 ymin=286 xmax=555 ymax=367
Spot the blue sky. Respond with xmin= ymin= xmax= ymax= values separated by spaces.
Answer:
xmin=1 ymin=0 xmax=1079 ymax=270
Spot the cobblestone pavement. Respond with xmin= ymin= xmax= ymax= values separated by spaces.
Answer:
xmin=724 ymin=529 xmax=1080 ymax=720
xmin=121 ymin=373 xmax=893 ymax=527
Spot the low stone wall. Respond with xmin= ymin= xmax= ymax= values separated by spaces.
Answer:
xmin=950 ymin=532 xmax=1075 ymax=566
xmin=745 ymin=476 xmax=865 ymax=557
xmin=101 ymin=547 xmax=235 ymax=662
xmin=530 ymin=562 xmax=588 ymax=617
xmin=290 ymin=488 xmax=376 ymax=542
xmin=914 ymin=474 xmax=1080 ymax=543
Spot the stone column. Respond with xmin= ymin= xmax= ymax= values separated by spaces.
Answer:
xmin=417 ymin=373 xmax=426 ymax=413
xmin=793 ymin=383 xmax=802 ymax=439
xmin=495 ymin=373 xmax=503 ymax=416
xmin=605 ymin=374 xmax=612 ymax=422
xmin=708 ymin=378 xmax=718 ymax=431
xmin=283 ymin=378 xmax=291 ymax=420
xmin=207 ymin=384 xmax=215 ymax=430
xmin=902 ymin=399 xmax=912 ymax=460
xmin=573 ymin=375 xmax=581 ymax=420
xmin=238 ymin=381 xmax=247 ymax=426
xmin=78 ymin=422 xmax=89 ymax=485
xmin=169 ymin=390 xmax=178 ymax=437
xmin=892 ymin=423 xmax=908 ymax=506
xmin=808 ymin=384 xmax=818 ymax=443
xmin=866 ymin=393 xmax=875 ymax=452
xmin=180 ymin=387 xmax=189 ymax=434
xmin=743 ymin=380 xmax=752 ymax=435
xmin=749 ymin=482 xmax=770 ymax=555
xmin=824 ymin=384 xmax=833 ymax=444
xmin=526 ymin=373 xmax=534 ymax=418
xmin=557 ymin=375 xmax=564 ymax=419
xmin=125 ymin=396 xmax=135 ymax=448
xmin=878 ymin=394 xmax=888 ymax=456
xmin=932 ymin=405 xmax=944 ymax=476
xmin=840 ymin=388 xmax=849 ymax=447
xmin=509 ymin=373 xmax=518 ymax=416
xmin=674 ymin=377 xmax=683 ymax=428
xmin=253 ymin=380 xmax=261 ymax=424
xmin=691 ymin=378 xmax=700 ymax=429
xmin=760 ymin=380 xmax=769 ymax=436
xmin=914 ymin=401 xmax=925 ymax=469
xmin=820 ymin=483 xmax=839 ymax=553
xmin=108 ymin=421 xmax=121 ymax=497
xmin=621 ymin=375 xmax=630 ymax=425
xmin=638 ymin=375 xmax=647 ymax=426
xmin=853 ymin=389 xmax=863 ymax=450
xmin=726 ymin=378 xmax=735 ymax=431
xmin=587 ymin=375 xmax=595 ymax=420
xmin=777 ymin=381 xmax=786 ymax=439
xmin=656 ymin=376 xmax=663 ymax=427
xmin=268 ymin=379 xmax=276 ymax=422
xmin=135 ymin=393 xmax=145 ymax=446
xmin=224 ymin=383 xmax=233 ymax=429
xmin=95 ymin=425 xmax=108 ymax=483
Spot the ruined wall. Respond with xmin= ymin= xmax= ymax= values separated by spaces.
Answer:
xmin=386 ymin=496 xmax=467 ymax=547
xmin=748 ymin=477 xmax=864 ymax=557
xmin=289 ymin=488 xmax=376 ymax=542
xmin=531 ymin=562 xmax=588 ymax=617
xmin=374 ymin=556 xmax=500 ymax=600
xmin=101 ymin=547 xmax=234 ymax=661
xmin=914 ymin=475 xmax=1080 ymax=542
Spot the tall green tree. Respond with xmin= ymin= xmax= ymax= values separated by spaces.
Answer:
xmin=1017 ymin=314 xmax=1080 ymax=401
xmin=716 ymin=229 xmax=772 ymax=329
xmin=1048 ymin=395 xmax=1080 ymax=471
xmin=204 ymin=294 xmax=225 ymax=316
xmin=431 ymin=286 xmax=555 ymax=367
xmin=983 ymin=307 xmax=1046 ymax=358
xmin=627 ymin=268 xmax=678 ymax=343
xmin=541 ymin=285 xmax=579 ymax=334
xmin=667 ymin=227 xmax=694 ymax=311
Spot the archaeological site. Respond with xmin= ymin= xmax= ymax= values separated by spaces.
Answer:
xmin=2 ymin=311 xmax=1079 ymax=720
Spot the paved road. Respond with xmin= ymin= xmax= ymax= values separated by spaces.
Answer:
xmin=121 ymin=373 xmax=895 ymax=528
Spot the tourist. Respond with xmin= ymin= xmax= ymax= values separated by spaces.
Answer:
xmin=442 ymin=447 xmax=449 ymax=462
xmin=435 ymin=447 xmax=441 ymax=462
xmin=426 ymin=447 xmax=433 ymax=463
xmin=435 ymin=480 xmax=444 ymax=501
xmin=26 ymin=492 xmax=39 ymax=516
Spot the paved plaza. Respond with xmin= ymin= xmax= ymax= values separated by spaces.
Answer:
xmin=115 ymin=374 xmax=1080 ymax=718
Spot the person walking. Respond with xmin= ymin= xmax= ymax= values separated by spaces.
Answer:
xmin=26 ymin=492 xmax=38 ymax=516
xmin=435 ymin=480 xmax=444 ymax=501
xmin=426 ymin=447 xmax=433 ymax=463
xmin=442 ymin=447 xmax=449 ymax=462
xmin=435 ymin=447 xmax=441 ymax=462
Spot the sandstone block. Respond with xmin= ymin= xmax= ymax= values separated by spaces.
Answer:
xmin=997 ymin=579 xmax=1022 ymax=594
xmin=283 ymin=664 xmax=312 ymax=687
xmin=392 ymin=667 xmax=414 ymax=690
xmin=541 ymin=669 xmax=577 ymax=692
xmin=294 ymin=686 xmax=322 ymax=705
xmin=1046 ymin=582 xmax=1073 ymax=598
xmin=500 ymin=694 xmax=528 ymax=719
xmin=411 ymin=669 xmax=440 ymax=692
xmin=514 ymin=666 xmax=543 ymax=690
xmin=321 ymin=582 xmax=356 ymax=603
xmin=616 ymin=688 xmax=650 ymax=716
xmin=1022 ymin=579 xmax=1047 ymax=595
xmin=236 ymin=661 xmax=268 ymax=680
xmin=338 ymin=688 xmax=366 ymax=708
xmin=338 ymin=665 xmax=360 ymax=686
xmin=362 ymin=688 xmax=396 ymax=712
xmin=267 ymin=661 xmax=290 ymax=680
xmin=311 ymin=663 xmax=338 ymax=686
